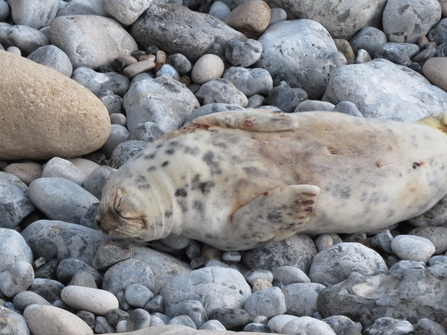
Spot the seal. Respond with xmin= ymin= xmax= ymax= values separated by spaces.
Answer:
xmin=95 ymin=109 xmax=447 ymax=251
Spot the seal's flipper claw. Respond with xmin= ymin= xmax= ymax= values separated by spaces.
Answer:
xmin=230 ymin=185 xmax=320 ymax=244
xmin=191 ymin=109 xmax=300 ymax=132
xmin=415 ymin=111 xmax=447 ymax=135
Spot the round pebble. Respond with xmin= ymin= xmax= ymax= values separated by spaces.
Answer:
xmin=391 ymin=235 xmax=436 ymax=263
xmin=191 ymin=54 xmax=225 ymax=85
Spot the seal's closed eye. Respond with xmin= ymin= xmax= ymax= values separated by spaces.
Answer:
xmin=113 ymin=187 xmax=141 ymax=221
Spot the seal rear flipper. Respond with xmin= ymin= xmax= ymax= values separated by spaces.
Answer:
xmin=415 ymin=111 xmax=447 ymax=135
xmin=191 ymin=109 xmax=300 ymax=132
xmin=230 ymin=185 xmax=320 ymax=244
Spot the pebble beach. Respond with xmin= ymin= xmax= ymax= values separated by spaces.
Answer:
xmin=3 ymin=0 xmax=447 ymax=334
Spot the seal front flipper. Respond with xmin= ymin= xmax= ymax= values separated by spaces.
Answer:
xmin=229 ymin=185 xmax=320 ymax=248
xmin=191 ymin=109 xmax=300 ymax=132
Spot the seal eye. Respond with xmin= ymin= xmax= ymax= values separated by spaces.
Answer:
xmin=113 ymin=187 xmax=141 ymax=221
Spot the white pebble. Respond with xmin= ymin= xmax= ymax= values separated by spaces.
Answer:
xmin=391 ymin=235 xmax=435 ymax=263
xmin=191 ymin=54 xmax=224 ymax=85
xmin=61 ymin=286 xmax=119 ymax=315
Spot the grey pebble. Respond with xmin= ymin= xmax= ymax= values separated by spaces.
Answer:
xmin=0 ymin=172 xmax=35 ymax=229
xmin=195 ymin=78 xmax=248 ymax=106
xmin=209 ymin=308 xmax=253 ymax=329
xmin=57 ymin=0 xmax=107 ymax=16
xmin=429 ymin=18 xmax=447 ymax=44
xmin=264 ymin=81 xmax=308 ymax=113
xmin=72 ymin=67 xmax=130 ymax=96
xmin=374 ymin=42 xmax=420 ymax=66
xmin=77 ymin=310 xmax=95 ymax=329
xmin=415 ymin=318 xmax=447 ymax=335
xmin=109 ymin=140 xmax=149 ymax=169
xmin=28 ymin=178 xmax=99 ymax=224
xmin=34 ymin=259 xmax=58 ymax=279
xmin=99 ymin=90 xmax=125 ymax=115
xmin=295 ymin=100 xmax=336 ymax=112
xmin=124 ymin=283 xmax=154 ymax=308
xmin=0 ymin=22 xmax=48 ymax=55
xmin=68 ymin=271 xmax=97 ymax=288
xmin=332 ymin=101 xmax=363 ymax=117
xmin=391 ymin=235 xmax=435 ymax=263
xmin=27 ymin=45 xmax=72 ymax=76
xmin=184 ymin=103 xmax=245 ymax=125
xmin=272 ymin=266 xmax=311 ymax=285
xmin=0 ymin=0 xmax=10 ymax=21
xmin=244 ymin=269 xmax=273 ymax=286
xmin=56 ymin=258 xmax=102 ymax=286
xmin=129 ymin=122 xmax=164 ymax=143
xmin=169 ymin=315 xmax=197 ymax=329
xmin=28 ymin=278 xmax=64 ymax=304
xmin=371 ymin=230 xmax=394 ymax=254
xmin=199 ymin=319 xmax=227 ymax=330
xmin=95 ymin=316 xmax=115 ymax=333
xmin=41 ymin=157 xmax=86 ymax=186
xmin=315 ymin=234 xmax=335 ymax=252
xmin=144 ymin=294 xmax=164 ymax=313
xmin=0 ymin=261 xmax=34 ymax=298
xmin=309 ymin=243 xmax=388 ymax=285
xmin=209 ymin=1 xmax=230 ymax=20
xmin=0 ymin=306 xmax=30 ymax=335
xmin=110 ymin=112 xmax=126 ymax=126
xmin=103 ymin=258 xmax=156 ymax=295
xmin=408 ymin=194 xmax=447 ymax=227
xmin=84 ymin=166 xmax=116 ymax=200
xmin=225 ymin=39 xmax=262 ymax=67
xmin=244 ymin=287 xmax=287 ymax=318
xmin=222 ymin=251 xmax=241 ymax=262
xmin=127 ymin=308 xmax=151 ymax=331
xmin=150 ymin=314 xmax=167 ymax=327
xmin=283 ymin=283 xmax=326 ymax=316
xmin=100 ymin=124 xmax=130 ymax=159
xmin=269 ymin=7 xmax=287 ymax=26
xmin=13 ymin=291 xmax=51 ymax=310
xmin=223 ymin=66 xmax=273 ymax=97
xmin=408 ymin=227 xmax=447 ymax=254
xmin=92 ymin=239 xmax=134 ymax=271
xmin=160 ymin=236 xmax=191 ymax=250
xmin=244 ymin=323 xmax=272 ymax=333
xmin=156 ymin=64 xmax=180 ymax=80
xmin=247 ymin=94 xmax=265 ymax=108
xmin=282 ymin=316 xmax=337 ymax=335
xmin=364 ymin=317 xmax=414 ymax=335
xmin=323 ymin=315 xmax=361 ymax=335
xmin=350 ymin=27 xmax=388 ymax=56
xmin=106 ymin=308 xmax=129 ymax=326
xmin=356 ymin=49 xmax=372 ymax=63
xmin=166 ymin=53 xmax=192 ymax=76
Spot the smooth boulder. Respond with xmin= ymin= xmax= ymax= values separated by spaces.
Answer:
xmin=0 ymin=51 xmax=110 ymax=160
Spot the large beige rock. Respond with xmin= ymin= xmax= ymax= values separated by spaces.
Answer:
xmin=0 ymin=51 xmax=111 ymax=160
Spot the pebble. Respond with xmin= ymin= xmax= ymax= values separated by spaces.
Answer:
xmin=374 ymin=42 xmax=420 ymax=66
xmin=124 ymin=283 xmax=154 ymax=308
xmin=225 ymin=38 xmax=262 ymax=67
xmin=264 ymin=81 xmax=308 ymax=112
xmin=57 ymin=0 xmax=107 ymax=16
xmin=309 ymin=243 xmax=388 ymax=285
xmin=23 ymin=304 xmax=93 ymax=335
xmin=0 ymin=228 xmax=33 ymax=272
xmin=422 ymin=57 xmax=447 ymax=92
xmin=209 ymin=1 xmax=231 ymax=20
xmin=0 ymin=261 xmax=34 ymax=298
xmin=210 ymin=308 xmax=253 ymax=329
xmin=0 ymin=0 xmax=9 ymax=21
xmin=41 ymin=157 xmax=86 ymax=186
xmin=109 ymin=140 xmax=149 ymax=169
xmin=223 ymin=66 xmax=273 ymax=97
xmin=191 ymin=54 xmax=225 ymax=84
xmin=156 ymin=64 xmax=180 ymax=80
xmin=408 ymin=227 xmax=447 ymax=254
xmin=391 ymin=235 xmax=436 ymax=263
xmin=99 ymin=91 xmax=125 ymax=114
xmin=0 ymin=51 xmax=110 ymax=160
xmin=224 ymin=0 xmax=271 ymax=39
xmin=27 ymin=45 xmax=73 ymax=77
xmin=0 ymin=23 xmax=48 ymax=55
xmin=166 ymin=53 xmax=192 ymax=76
xmin=272 ymin=266 xmax=311 ymax=285
xmin=0 ymin=305 xmax=31 ymax=335
xmin=56 ymin=258 xmax=102 ymax=286
xmin=127 ymin=308 xmax=151 ymax=331
xmin=371 ymin=230 xmax=394 ymax=254
xmin=61 ymin=286 xmax=119 ymax=315
xmin=283 ymin=283 xmax=325 ymax=316
xmin=243 ymin=287 xmax=286 ymax=318
xmin=350 ymin=26 xmax=388 ymax=56
xmin=103 ymin=0 xmax=152 ymax=26
xmin=13 ymin=291 xmax=51 ymax=310
xmin=282 ymin=316 xmax=337 ymax=335
xmin=195 ymin=78 xmax=248 ymax=106
xmin=0 ymin=172 xmax=35 ymax=229
xmin=99 ymin=124 xmax=130 ymax=159
xmin=365 ymin=317 xmax=414 ymax=335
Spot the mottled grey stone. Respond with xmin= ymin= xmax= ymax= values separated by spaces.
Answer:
xmin=129 ymin=122 xmax=164 ymax=143
xmin=318 ymin=261 xmax=447 ymax=325
xmin=127 ymin=308 xmax=151 ymax=331
xmin=295 ymin=100 xmax=336 ymax=112
xmin=77 ymin=310 xmax=95 ymax=329
xmin=56 ymin=258 xmax=102 ymax=286
xmin=283 ymin=283 xmax=325 ymax=316
xmin=0 ymin=261 xmax=34 ymax=297
xmin=383 ymin=0 xmax=441 ymax=43
xmin=28 ymin=178 xmax=99 ymax=224
xmin=415 ymin=318 xmax=447 ymax=335
xmin=56 ymin=0 xmax=107 ymax=16
xmin=106 ymin=308 xmax=129 ymax=326
xmin=124 ymin=75 xmax=199 ymax=132
xmin=27 ymin=45 xmax=72 ymax=76
xmin=125 ymin=283 xmax=154 ymax=308
xmin=408 ymin=194 xmax=447 ymax=227
xmin=244 ymin=287 xmax=286 ymax=318
xmin=429 ymin=18 xmax=447 ymax=44
xmin=323 ymin=315 xmax=360 ymax=335
xmin=264 ymin=81 xmax=308 ymax=112
xmin=267 ymin=0 xmax=386 ymax=40
xmin=244 ymin=269 xmax=273 ymax=286
xmin=282 ymin=316 xmax=337 ymax=335
xmin=28 ymin=278 xmax=64 ymax=303
xmin=13 ymin=291 xmax=51 ymax=310
xmin=350 ymin=27 xmax=388 ymax=56
xmin=209 ymin=1 xmax=230 ymax=20
xmin=156 ymin=64 xmax=180 ymax=80
xmin=223 ymin=67 xmax=273 ymax=97
xmin=225 ymin=39 xmax=262 ymax=67
xmin=374 ymin=42 xmax=420 ymax=66
xmin=50 ymin=15 xmax=137 ymax=69
xmin=371 ymin=230 xmax=394 ymax=254
xmin=99 ymin=90 xmax=124 ymax=115
xmin=72 ymin=67 xmax=129 ymax=96
xmin=102 ymin=259 xmax=156 ymax=295
xmin=169 ymin=315 xmax=197 ymax=329
xmin=0 ymin=172 xmax=35 ymax=229
xmin=412 ymin=43 xmax=437 ymax=66
xmin=195 ymin=78 xmax=248 ymax=106
xmin=0 ymin=306 xmax=30 ymax=335
xmin=209 ymin=308 xmax=253 ymax=329
xmin=332 ymin=101 xmax=363 ymax=117
xmin=309 ymin=243 xmax=388 ymax=285
xmin=408 ymin=227 xmax=447 ymax=254
xmin=22 ymin=220 xmax=110 ymax=266
xmin=257 ymin=19 xmax=346 ymax=99
xmin=144 ymin=295 xmax=164 ymax=314
xmin=166 ymin=53 xmax=192 ymax=76
xmin=109 ymin=140 xmax=149 ymax=169
xmin=10 ymin=0 xmax=58 ymax=29
xmin=272 ymin=266 xmax=311 ymax=285
xmin=0 ymin=22 xmax=48 ymax=55
xmin=103 ymin=0 xmax=153 ymax=26
xmin=161 ymin=267 xmax=251 ymax=317
xmin=95 ymin=316 xmax=115 ymax=334
xmin=41 ymin=157 xmax=86 ymax=186
xmin=391 ymin=235 xmax=435 ymax=263
xmin=241 ymin=234 xmax=317 ymax=272
xmin=168 ymin=300 xmax=207 ymax=328
xmin=323 ymin=58 xmax=447 ymax=122
xmin=131 ymin=3 xmax=246 ymax=62
xmin=364 ymin=317 xmax=414 ymax=335
xmin=84 ymin=166 xmax=116 ymax=200
xmin=0 ymin=229 xmax=33 ymax=274
xmin=99 ymin=124 xmax=130 ymax=159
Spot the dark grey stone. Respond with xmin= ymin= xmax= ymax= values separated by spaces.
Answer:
xmin=408 ymin=194 xmax=447 ymax=227
xmin=166 ymin=53 xmax=192 ymax=76
xmin=99 ymin=90 xmax=125 ymax=115
xmin=95 ymin=316 xmax=115 ymax=333
xmin=429 ymin=18 xmax=447 ymax=44
xmin=124 ymin=283 xmax=154 ymax=308
xmin=129 ymin=122 xmax=165 ymax=143
xmin=374 ymin=42 xmax=420 ymax=66
xmin=77 ymin=310 xmax=95 ymax=328
xmin=99 ymin=124 xmax=130 ymax=159
xmin=106 ymin=308 xmax=129 ymax=326
xmin=264 ymin=81 xmax=308 ymax=113
xmin=92 ymin=239 xmax=134 ymax=271
xmin=109 ymin=140 xmax=148 ymax=169
xmin=209 ymin=308 xmax=253 ymax=330
xmin=56 ymin=258 xmax=102 ymax=286
xmin=127 ymin=308 xmax=151 ymax=331
xmin=371 ymin=230 xmax=394 ymax=254
xmin=241 ymin=234 xmax=317 ymax=273
xmin=323 ymin=315 xmax=360 ymax=335
xmin=28 ymin=278 xmax=64 ymax=304
xmin=144 ymin=295 xmax=164 ymax=314
xmin=350 ymin=27 xmax=388 ymax=56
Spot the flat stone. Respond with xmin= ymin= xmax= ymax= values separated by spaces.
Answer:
xmin=50 ymin=15 xmax=138 ymax=69
xmin=0 ymin=51 xmax=110 ymax=160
